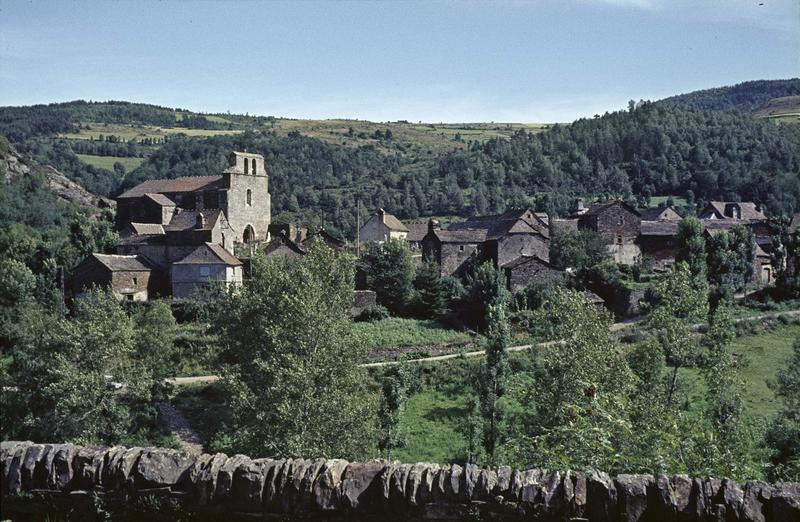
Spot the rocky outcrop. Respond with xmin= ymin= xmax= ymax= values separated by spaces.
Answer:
xmin=2 ymin=441 xmax=798 ymax=521
xmin=2 ymin=147 xmax=114 ymax=211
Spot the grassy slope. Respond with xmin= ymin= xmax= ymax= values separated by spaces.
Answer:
xmin=75 ymin=153 xmax=144 ymax=171
xmin=353 ymin=318 xmax=470 ymax=349
xmin=397 ymin=324 xmax=800 ymax=464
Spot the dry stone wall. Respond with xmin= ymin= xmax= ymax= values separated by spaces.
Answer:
xmin=2 ymin=441 xmax=799 ymax=521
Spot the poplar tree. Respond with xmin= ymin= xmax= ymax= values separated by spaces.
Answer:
xmin=479 ymin=303 xmax=510 ymax=461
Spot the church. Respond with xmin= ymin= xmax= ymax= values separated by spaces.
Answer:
xmin=73 ymin=151 xmax=270 ymax=300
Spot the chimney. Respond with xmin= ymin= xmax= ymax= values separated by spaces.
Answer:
xmin=379 ymin=208 xmax=386 ymax=224
xmin=428 ymin=219 xmax=440 ymax=234
xmin=196 ymin=212 xmax=206 ymax=229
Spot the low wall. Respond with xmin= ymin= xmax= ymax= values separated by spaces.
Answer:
xmin=2 ymin=441 xmax=798 ymax=521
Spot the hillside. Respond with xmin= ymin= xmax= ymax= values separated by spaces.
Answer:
xmin=2 ymin=84 xmax=800 ymax=239
xmin=659 ymin=78 xmax=800 ymax=113
xmin=753 ymin=95 xmax=800 ymax=123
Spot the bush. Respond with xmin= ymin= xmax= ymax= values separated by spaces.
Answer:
xmin=355 ymin=304 xmax=390 ymax=322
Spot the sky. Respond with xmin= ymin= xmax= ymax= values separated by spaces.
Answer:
xmin=1 ymin=0 xmax=798 ymax=123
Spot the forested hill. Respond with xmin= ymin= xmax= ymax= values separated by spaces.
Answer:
xmin=659 ymin=78 xmax=800 ymax=112
xmin=2 ymin=87 xmax=800 ymax=239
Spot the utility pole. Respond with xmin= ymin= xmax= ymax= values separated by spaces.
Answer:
xmin=356 ymin=199 xmax=361 ymax=258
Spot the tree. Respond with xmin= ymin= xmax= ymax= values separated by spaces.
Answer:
xmin=377 ymin=365 xmax=418 ymax=458
xmin=460 ymin=261 xmax=509 ymax=330
xmin=549 ymin=228 xmax=609 ymax=271
xmin=766 ymin=338 xmax=800 ymax=480
xmin=1 ymin=289 xmax=155 ymax=444
xmin=647 ymin=263 xmax=709 ymax=404
xmin=212 ymin=243 xmax=378 ymax=458
xmin=411 ymin=260 xmax=444 ymax=317
xmin=706 ymin=225 xmax=755 ymax=299
xmin=479 ymin=303 xmax=510 ymax=461
xmin=362 ymin=240 xmax=415 ymax=315
xmin=676 ymin=216 xmax=707 ymax=281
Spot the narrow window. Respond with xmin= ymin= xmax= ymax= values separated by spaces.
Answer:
xmin=246 ymin=189 xmax=252 ymax=206
xmin=616 ymin=235 xmax=623 ymax=245
xmin=459 ymin=245 xmax=465 ymax=252
xmin=244 ymin=158 xmax=249 ymax=173
xmin=251 ymin=158 xmax=257 ymax=175
xmin=132 ymin=277 xmax=138 ymax=286
xmin=618 ymin=215 xmax=624 ymax=226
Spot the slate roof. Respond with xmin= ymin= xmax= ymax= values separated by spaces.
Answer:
xmin=640 ymin=221 xmax=679 ymax=237
xmin=406 ymin=223 xmax=429 ymax=242
xmin=92 ymin=253 xmax=155 ymax=272
xmin=117 ymin=176 xmax=225 ymax=199
xmin=582 ymin=200 xmax=641 ymax=217
xmin=130 ymin=223 xmax=165 ymax=235
xmin=302 ymin=229 xmax=346 ymax=250
xmin=265 ymin=235 xmax=307 ymax=256
xmin=447 ymin=208 xmax=549 ymax=240
xmin=432 ymin=229 xmax=488 ymax=243
xmin=703 ymin=201 xmax=766 ymax=220
xmin=173 ymin=243 xmax=242 ymax=266
xmin=639 ymin=206 xmax=680 ymax=221
xmin=164 ymin=209 xmax=224 ymax=232
xmin=501 ymin=254 xmax=556 ymax=270
xmin=551 ymin=219 xmax=579 ymax=232
xmin=144 ymin=193 xmax=176 ymax=206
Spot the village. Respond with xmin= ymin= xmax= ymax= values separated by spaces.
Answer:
xmin=73 ymin=150 xmax=791 ymax=317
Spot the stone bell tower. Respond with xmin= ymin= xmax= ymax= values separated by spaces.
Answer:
xmin=222 ymin=151 xmax=271 ymax=244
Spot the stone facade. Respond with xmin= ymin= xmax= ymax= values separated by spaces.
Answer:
xmin=170 ymin=243 xmax=243 ymax=299
xmin=3 ymin=441 xmax=798 ymax=521
xmin=73 ymin=254 xmax=163 ymax=301
xmin=503 ymin=255 xmax=562 ymax=293
xmin=578 ymin=201 xmax=642 ymax=265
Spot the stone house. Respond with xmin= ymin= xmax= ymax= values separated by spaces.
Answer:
xmin=637 ymin=220 xmax=679 ymax=271
xmin=700 ymin=201 xmax=766 ymax=221
xmin=502 ymin=255 xmax=562 ymax=293
xmin=73 ymin=253 xmax=162 ymax=301
xmin=263 ymin=234 xmax=307 ymax=260
xmin=170 ymin=243 xmax=243 ymax=299
xmin=359 ymin=209 xmax=409 ymax=243
xmin=639 ymin=205 xmax=681 ymax=221
xmin=577 ymin=201 xmax=642 ymax=264
xmin=422 ymin=208 xmax=551 ymax=278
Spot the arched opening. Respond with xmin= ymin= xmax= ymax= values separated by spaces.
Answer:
xmin=251 ymin=158 xmax=257 ymax=175
xmin=243 ymin=225 xmax=255 ymax=244
xmin=244 ymin=158 xmax=249 ymax=174
xmin=246 ymin=189 xmax=252 ymax=206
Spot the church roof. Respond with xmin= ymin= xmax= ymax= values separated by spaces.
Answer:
xmin=117 ymin=176 xmax=224 ymax=199
xmin=165 ymin=209 xmax=225 ymax=232
xmin=173 ymin=243 xmax=242 ymax=266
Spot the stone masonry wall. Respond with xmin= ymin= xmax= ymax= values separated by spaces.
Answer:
xmin=2 ymin=441 xmax=798 ymax=521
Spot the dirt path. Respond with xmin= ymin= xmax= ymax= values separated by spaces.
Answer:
xmin=157 ymin=401 xmax=204 ymax=455
xmin=166 ymin=309 xmax=800 ymax=377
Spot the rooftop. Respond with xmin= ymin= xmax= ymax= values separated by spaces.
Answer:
xmin=117 ymin=175 xmax=224 ymax=199
xmin=92 ymin=253 xmax=155 ymax=272
xmin=173 ymin=243 xmax=242 ymax=266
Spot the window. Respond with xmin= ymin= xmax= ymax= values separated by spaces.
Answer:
xmin=616 ymin=235 xmax=623 ymax=245
xmin=246 ymin=189 xmax=252 ymax=206
xmin=618 ymin=215 xmax=624 ymax=226
xmin=200 ymin=266 xmax=210 ymax=277
xmin=251 ymin=158 xmax=257 ymax=175
xmin=459 ymin=245 xmax=465 ymax=251
xmin=244 ymin=158 xmax=249 ymax=173
xmin=132 ymin=277 xmax=138 ymax=285
xmin=126 ymin=294 xmax=134 ymax=302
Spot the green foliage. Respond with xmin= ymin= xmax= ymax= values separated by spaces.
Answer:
xmin=211 ymin=243 xmax=378 ymax=459
xmin=676 ymin=216 xmax=707 ymax=281
xmin=549 ymin=228 xmax=610 ymax=271
xmin=1 ymin=290 xmax=169 ymax=445
xmin=378 ymin=365 xmax=420 ymax=458
xmin=766 ymin=338 xmax=800 ymax=480
xmin=411 ymin=260 xmax=445 ymax=317
xmin=659 ymin=79 xmax=800 ymax=112
xmin=352 ymin=317 xmax=470 ymax=350
xmin=478 ymin=304 xmax=510 ymax=461
xmin=773 ymin=227 xmax=800 ymax=299
xmin=706 ymin=225 xmax=756 ymax=297
xmin=460 ymin=261 xmax=510 ymax=330
xmin=362 ymin=240 xmax=415 ymax=315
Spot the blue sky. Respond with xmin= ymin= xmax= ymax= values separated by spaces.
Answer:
xmin=1 ymin=0 xmax=798 ymax=122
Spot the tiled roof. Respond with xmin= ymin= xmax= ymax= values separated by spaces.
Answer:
xmin=117 ymin=176 xmax=224 ymax=199
xmin=92 ymin=253 xmax=154 ymax=272
xmin=130 ymin=223 xmax=165 ymax=235
xmin=640 ymin=221 xmax=679 ymax=236
xmin=448 ymin=208 xmax=548 ymax=240
xmin=165 ymin=209 xmax=224 ymax=232
xmin=173 ymin=243 xmax=242 ymax=266
xmin=144 ymin=193 xmax=176 ymax=206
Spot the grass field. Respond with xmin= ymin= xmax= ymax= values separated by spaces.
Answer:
xmin=75 ymin=154 xmax=145 ymax=172
xmin=648 ymin=195 xmax=688 ymax=208
xmin=353 ymin=318 xmax=472 ymax=350
xmin=394 ymin=389 xmax=471 ymax=463
xmin=60 ymin=122 xmax=244 ymax=142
